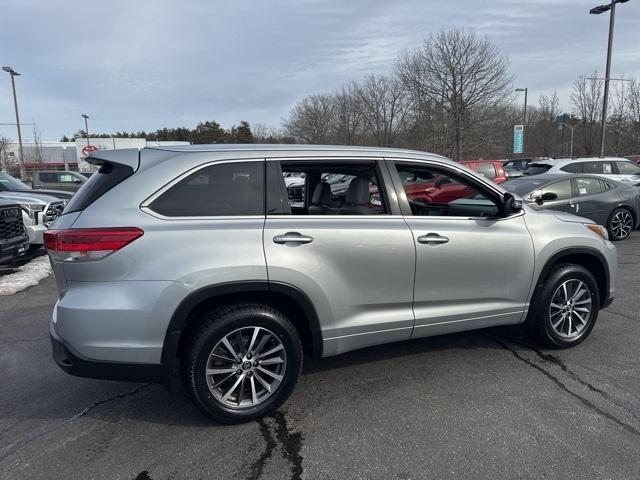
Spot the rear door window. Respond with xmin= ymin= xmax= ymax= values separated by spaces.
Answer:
xmin=149 ymin=161 xmax=264 ymax=217
xmin=39 ymin=172 xmax=58 ymax=183
xmin=585 ymin=161 xmax=613 ymax=174
xmin=574 ymin=177 xmax=604 ymax=196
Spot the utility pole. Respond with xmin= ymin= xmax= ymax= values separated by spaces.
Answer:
xmin=82 ymin=114 xmax=90 ymax=147
xmin=2 ymin=66 xmax=25 ymax=178
xmin=589 ymin=0 xmax=630 ymax=157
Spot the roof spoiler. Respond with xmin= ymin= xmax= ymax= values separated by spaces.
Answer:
xmin=85 ymin=148 xmax=141 ymax=172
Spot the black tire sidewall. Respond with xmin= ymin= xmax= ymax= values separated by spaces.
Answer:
xmin=186 ymin=305 xmax=302 ymax=424
xmin=538 ymin=265 xmax=600 ymax=348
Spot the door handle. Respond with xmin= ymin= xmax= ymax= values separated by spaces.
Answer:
xmin=273 ymin=232 xmax=314 ymax=245
xmin=417 ymin=233 xmax=449 ymax=245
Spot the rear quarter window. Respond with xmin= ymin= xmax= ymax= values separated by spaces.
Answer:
xmin=149 ymin=161 xmax=264 ymax=217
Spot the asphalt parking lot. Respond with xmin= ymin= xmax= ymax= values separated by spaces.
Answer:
xmin=1 ymin=235 xmax=639 ymax=480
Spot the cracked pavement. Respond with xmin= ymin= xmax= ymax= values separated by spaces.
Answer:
xmin=1 ymin=234 xmax=640 ymax=479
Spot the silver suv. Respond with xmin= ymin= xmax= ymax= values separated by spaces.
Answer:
xmin=47 ymin=145 xmax=617 ymax=423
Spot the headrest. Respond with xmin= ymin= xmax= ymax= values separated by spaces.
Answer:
xmin=345 ymin=177 xmax=370 ymax=206
xmin=312 ymin=182 xmax=332 ymax=205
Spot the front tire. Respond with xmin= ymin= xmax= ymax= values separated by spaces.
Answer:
xmin=527 ymin=264 xmax=600 ymax=348
xmin=182 ymin=303 xmax=303 ymax=424
xmin=607 ymin=207 xmax=634 ymax=241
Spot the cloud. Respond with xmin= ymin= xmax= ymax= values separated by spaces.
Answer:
xmin=0 ymin=0 xmax=639 ymax=140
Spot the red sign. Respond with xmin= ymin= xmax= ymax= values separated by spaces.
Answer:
xmin=82 ymin=144 xmax=98 ymax=156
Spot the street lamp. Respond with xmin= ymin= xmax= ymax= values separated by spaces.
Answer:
xmin=590 ymin=0 xmax=630 ymax=157
xmin=2 ymin=66 xmax=25 ymax=177
xmin=81 ymin=114 xmax=90 ymax=147
xmin=515 ymin=88 xmax=528 ymax=156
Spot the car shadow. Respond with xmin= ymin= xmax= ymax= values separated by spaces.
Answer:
xmin=2 ymin=326 xmax=529 ymax=432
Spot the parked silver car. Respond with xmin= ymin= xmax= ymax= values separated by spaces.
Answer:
xmin=47 ymin=145 xmax=617 ymax=423
xmin=30 ymin=170 xmax=88 ymax=192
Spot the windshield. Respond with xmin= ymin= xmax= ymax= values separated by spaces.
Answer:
xmin=0 ymin=172 xmax=31 ymax=191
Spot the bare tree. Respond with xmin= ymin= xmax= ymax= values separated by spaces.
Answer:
xmin=283 ymin=94 xmax=336 ymax=144
xmin=333 ymin=83 xmax=364 ymax=145
xmin=0 ymin=136 xmax=17 ymax=173
xmin=397 ymin=27 xmax=513 ymax=160
xmin=356 ymin=75 xmax=410 ymax=147
xmin=570 ymin=72 xmax=603 ymax=156
xmin=628 ymin=79 xmax=640 ymax=153
xmin=529 ymin=91 xmax=561 ymax=157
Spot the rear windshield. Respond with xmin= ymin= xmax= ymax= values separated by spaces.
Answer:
xmin=63 ymin=162 xmax=134 ymax=214
xmin=523 ymin=164 xmax=552 ymax=176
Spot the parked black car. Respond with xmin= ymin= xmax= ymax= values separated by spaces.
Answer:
xmin=502 ymin=174 xmax=640 ymax=241
xmin=0 ymin=198 xmax=29 ymax=264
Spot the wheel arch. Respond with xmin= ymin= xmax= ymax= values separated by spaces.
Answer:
xmin=537 ymin=247 xmax=609 ymax=306
xmin=160 ymin=281 xmax=322 ymax=388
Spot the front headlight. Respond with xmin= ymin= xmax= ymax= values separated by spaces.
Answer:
xmin=20 ymin=203 xmax=45 ymax=219
xmin=585 ymin=224 xmax=609 ymax=241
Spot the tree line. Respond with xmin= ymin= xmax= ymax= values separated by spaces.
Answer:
xmin=61 ymin=120 xmax=261 ymax=145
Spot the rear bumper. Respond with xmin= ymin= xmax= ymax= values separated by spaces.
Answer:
xmin=50 ymin=327 xmax=162 ymax=383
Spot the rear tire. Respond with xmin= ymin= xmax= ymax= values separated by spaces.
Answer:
xmin=526 ymin=264 xmax=600 ymax=349
xmin=607 ymin=207 xmax=634 ymax=241
xmin=182 ymin=303 xmax=303 ymax=424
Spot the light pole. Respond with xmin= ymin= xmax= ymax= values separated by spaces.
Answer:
xmin=81 ymin=114 xmax=90 ymax=147
xmin=2 ymin=66 xmax=25 ymax=177
xmin=590 ymin=0 xmax=630 ymax=158
xmin=515 ymin=88 xmax=528 ymax=155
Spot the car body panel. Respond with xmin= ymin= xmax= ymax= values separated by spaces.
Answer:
xmin=263 ymin=216 xmax=416 ymax=356
xmin=45 ymin=145 xmax=618 ymax=381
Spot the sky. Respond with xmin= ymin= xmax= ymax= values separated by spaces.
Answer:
xmin=0 ymin=0 xmax=639 ymax=142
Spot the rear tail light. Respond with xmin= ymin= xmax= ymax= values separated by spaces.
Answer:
xmin=44 ymin=227 xmax=144 ymax=262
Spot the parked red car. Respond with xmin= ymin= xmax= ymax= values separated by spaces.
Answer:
xmin=403 ymin=160 xmax=506 ymax=204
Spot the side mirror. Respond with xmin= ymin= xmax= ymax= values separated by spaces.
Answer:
xmin=535 ymin=192 xmax=558 ymax=205
xmin=73 ymin=178 xmax=82 ymax=183
xmin=503 ymin=193 xmax=522 ymax=215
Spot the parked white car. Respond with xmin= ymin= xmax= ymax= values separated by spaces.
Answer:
xmin=527 ymin=157 xmax=640 ymax=184
xmin=0 ymin=191 xmax=64 ymax=248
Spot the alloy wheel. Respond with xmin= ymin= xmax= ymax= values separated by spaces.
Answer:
xmin=548 ymin=279 xmax=593 ymax=339
xmin=205 ymin=327 xmax=286 ymax=409
xmin=611 ymin=209 xmax=633 ymax=239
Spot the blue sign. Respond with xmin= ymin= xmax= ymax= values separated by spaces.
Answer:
xmin=513 ymin=125 xmax=524 ymax=154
